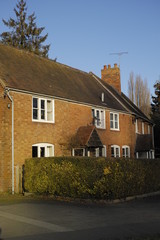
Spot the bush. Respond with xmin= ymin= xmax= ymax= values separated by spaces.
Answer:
xmin=24 ymin=157 xmax=160 ymax=200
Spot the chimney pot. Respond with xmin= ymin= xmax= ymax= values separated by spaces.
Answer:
xmin=108 ymin=64 xmax=111 ymax=69
xmin=114 ymin=63 xmax=117 ymax=68
xmin=104 ymin=65 xmax=107 ymax=70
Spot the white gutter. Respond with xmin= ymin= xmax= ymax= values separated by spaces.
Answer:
xmin=6 ymin=90 xmax=14 ymax=194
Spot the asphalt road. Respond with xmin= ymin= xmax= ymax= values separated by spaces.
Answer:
xmin=0 ymin=195 xmax=160 ymax=240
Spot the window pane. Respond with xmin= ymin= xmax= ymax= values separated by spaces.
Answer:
xmin=115 ymin=121 xmax=118 ymax=129
xmin=101 ymin=111 xmax=104 ymax=128
xmin=126 ymin=148 xmax=129 ymax=157
xmin=122 ymin=148 xmax=125 ymax=157
xmin=111 ymin=147 xmax=114 ymax=157
xmin=41 ymin=100 xmax=45 ymax=109
xmin=33 ymin=98 xmax=38 ymax=120
xmin=96 ymin=110 xmax=99 ymax=119
xmin=41 ymin=110 xmax=45 ymax=120
xmin=33 ymin=98 xmax=38 ymax=108
xmin=32 ymin=146 xmax=38 ymax=157
xmin=110 ymin=120 xmax=113 ymax=128
xmin=110 ymin=113 xmax=113 ymax=128
xmin=92 ymin=109 xmax=95 ymax=117
xmin=47 ymin=100 xmax=53 ymax=121
xmin=33 ymin=109 xmax=38 ymax=119
xmin=47 ymin=146 xmax=53 ymax=156
xmin=40 ymin=147 xmax=45 ymax=157
xmin=115 ymin=114 xmax=118 ymax=129
xmin=116 ymin=148 xmax=119 ymax=157
xmin=74 ymin=149 xmax=84 ymax=156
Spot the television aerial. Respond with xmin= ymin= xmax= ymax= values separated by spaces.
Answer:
xmin=109 ymin=52 xmax=128 ymax=68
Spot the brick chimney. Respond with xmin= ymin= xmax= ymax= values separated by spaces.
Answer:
xmin=101 ymin=63 xmax=121 ymax=93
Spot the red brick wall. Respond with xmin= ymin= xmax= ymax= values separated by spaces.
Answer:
xmin=101 ymin=64 xmax=121 ymax=93
xmin=0 ymin=89 xmax=152 ymax=192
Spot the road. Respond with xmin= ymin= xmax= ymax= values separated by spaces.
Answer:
xmin=0 ymin=195 xmax=160 ymax=240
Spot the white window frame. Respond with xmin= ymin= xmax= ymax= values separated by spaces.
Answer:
xmin=122 ymin=145 xmax=130 ymax=158
xmin=72 ymin=148 xmax=85 ymax=157
xmin=32 ymin=97 xmax=55 ymax=123
xmin=102 ymin=145 xmax=107 ymax=157
xmin=32 ymin=143 xmax=54 ymax=157
xmin=111 ymin=145 xmax=120 ymax=158
xmin=142 ymin=122 xmax=144 ymax=134
xmin=92 ymin=108 xmax=105 ymax=129
xmin=110 ymin=112 xmax=119 ymax=130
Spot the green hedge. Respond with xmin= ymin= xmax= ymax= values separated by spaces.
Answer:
xmin=24 ymin=157 xmax=160 ymax=200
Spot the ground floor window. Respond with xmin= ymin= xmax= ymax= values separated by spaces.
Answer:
xmin=122 ymin=145 xmax=130 ymax=158
xmin=136 ymin=150 xmax=155 ymax=159
xmin=72 ymin=148 xmax=85 ymax=157
xmin=111 ymin=145 xmax=120 ymax=158
xmin=72 ymin=146 xmax=106 ymax=157
xmin=32 ymin=143 xmax=54 ymax=157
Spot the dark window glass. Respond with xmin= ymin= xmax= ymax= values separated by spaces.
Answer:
xmin=33 ymin=109 xmax=38 ymax=119
xmin=32 ymin=146 xmax=38 ymax=157
xmin=74 ymin=149 xmax=84 ymax=156
xmin=40 ymin=147 xmax=45 ymax=157
xmin=33 ymin=98 xmax=38 ymax=108
xmin=41 ymin=100 xmax=45 ymax=109
xmin=111 ymin=147 xmax=114 ymax=157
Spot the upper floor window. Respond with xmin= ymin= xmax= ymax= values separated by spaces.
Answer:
xmin=142 ymin=122 xmax=144 ymax=134
xmin=122 ymin=145 xmax=130 ymax=158
xmin=32 ymin=97 xmax=54 ymax=123
xmin=148 ymin=125 xmax=151 ymax=134
xmin=110 ymin=112 xmax=119 ymax=130
xmin=32 ymin=143 xmax=54 ymax=158
xmin=136 ymin=119 xmax=139 ymax=133
xmin=92 ymin=108 xmax=105 ymax=129
xmin=111 ymin=145 xmax=120 ymax=158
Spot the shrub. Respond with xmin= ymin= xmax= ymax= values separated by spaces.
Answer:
xmin=24 ymin=157 xmax=160 ymax=200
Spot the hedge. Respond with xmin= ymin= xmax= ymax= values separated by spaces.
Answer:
xmin=24 ymin=157 xmax=160 ymax=200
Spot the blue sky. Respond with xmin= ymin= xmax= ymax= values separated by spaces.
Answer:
xmin=1 ymin=0 xmax=160 ymax=97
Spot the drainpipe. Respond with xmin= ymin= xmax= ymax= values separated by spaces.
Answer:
xmin=152 ymin=124 xmax=155 ymax=159
xmin=6 ymin=90 xmax=14 ymax=194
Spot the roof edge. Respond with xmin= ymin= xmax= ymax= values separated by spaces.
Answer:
xmin=90 ymin=73 xmax=131 ymax=113
xmin=5 ymin=87 xmax=131 ymax=115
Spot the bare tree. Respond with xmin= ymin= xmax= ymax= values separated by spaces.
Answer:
xmin=128 ymin=72 xmax=134 ymax=103
xmin=128 ymin=73 xmax=151 ymax=117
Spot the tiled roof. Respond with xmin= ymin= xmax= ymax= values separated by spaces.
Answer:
xmin=135 ymin=134 xmax=154 ymax=152
xmin=75 ymin=126 xmax=103 ymax=147
xmin=0 ymin=44 xmax=151 ymax=122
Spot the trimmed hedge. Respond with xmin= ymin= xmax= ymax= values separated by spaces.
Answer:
xmin=24 ymin=157 xmax=160 ymax=200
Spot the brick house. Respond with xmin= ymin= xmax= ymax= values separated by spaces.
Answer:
xmin=0 ymin=44 xmax=154 ymax=193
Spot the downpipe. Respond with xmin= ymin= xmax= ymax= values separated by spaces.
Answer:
xmin=5 ymin=89 xmax=14 ymax=194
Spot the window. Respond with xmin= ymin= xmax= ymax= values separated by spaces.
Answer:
xmin=32 ymin=97 xmax=54 ymax=123
xmin=110 ymin=112 xmax=119 ymax=130
xmin=122 ymin=145 xmax=130 ymax=158
xmin=32 ymin=143 xmax=54 ymax=157
xmin=72 ymin=148 xmax=85 ymax=157
xmin=111 ymin=145 xmax=120 ymax=158
xmin=92 ymin=108 xmax=105 ymax=129
xmin=142 ymin=122 xmax=144 ymax=134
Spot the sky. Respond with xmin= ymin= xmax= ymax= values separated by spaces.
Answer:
xmin=0 ymin=0 xmax=160 ymax=97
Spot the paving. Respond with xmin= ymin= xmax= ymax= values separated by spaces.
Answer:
xmin=0 ymin=195 xmax=160 ymax=240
